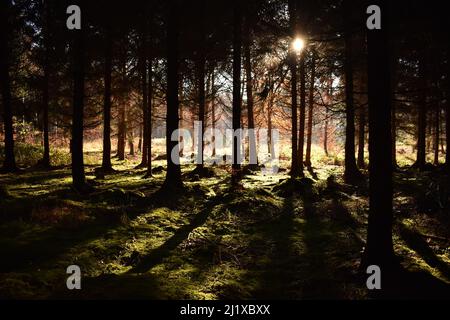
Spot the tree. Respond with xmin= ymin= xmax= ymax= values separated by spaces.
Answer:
xmin=195 ymin=0 xmax=206 ymax=171
xmin=446 ymin=47 xmax=450 ymax=171
xmin=138 ymin=2 xmax=149 ymax=170
xmin=365 ymin=0 xmax=395 ymax=268
xmin=139 ymin=10 xmax=149 ymax=170
xmin=163 ymin=0 xmax=183 ymax=189
xmin=343 ymin=0 xmax=362 ymax=183
xmin=40 ymin=0 xmax=51 ymax=168
xmin=231 ymin=0 xmax=242 ymax=186
xmin=288 ymin=0 xmax=299 ymax=177
xmin=101 ymin=24 xmax=113 ymax=172
xmin=146 ymin=39 xmax=154 ymax=177
xmin=357 ymin=105 xmax=366 ymax=168
xmin=70 ymin=7 xmax=87 ymax=191
xmin=414 ymin=52 xmax=428 ymax=169
xmin=305 ymin=52 xmax=316 ymax=169
xmin=116 ymin=49 xmax=127 ymax=161
xmin=0 ymin=0 xmax=17 ymax=173
xmin=244 ymin=12 xmax=257 ymax=169
xmin=298 ymin=52 xmax=306 ymax=175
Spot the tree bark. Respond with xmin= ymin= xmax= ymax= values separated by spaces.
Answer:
xmin=415 ymin=54 xmax=427 ymax=169
xmin=41 ymin=0 xmax=51 ymax=167
xmin=434 ymin=106 xmax=440 ymax=165
xmin=0 ymin=0 xmax=17 ymax=172
xmin=147 ymin=57 xmax=153 ymax=175
xmin=139 ymin=9 xmax=149 ymax=169
xmin=343 ymin=0 xmax=362 ymax=183
xmin=288 ymin=0 xmax=299 ymax=177
xmin=365 ymin=0 xmax=395 ymax=268
xmin=163 ymin=0 xmax=182 ymax=189
xmin=305 ymin=52 xmax=316 ymax=168
xmin=196 ymin=3 xmax=206 ymax=170
xmin=117 ymin=49 xmax=127 ymax=161
xmin=357 ymin=105 xmax=365 ymax=168
xmin=102 ymin=26 xmax=113 ymax=171
xmin=244 ymin=16 xmax=257 ymax=168
xmin=446 ymin=48 xmax=450 ymax=171
xmin=140 ymin=18 xmax=148 ymax=167
xmin=211 ymin=69 xmax=216 ymax=158
xmin=390 ymin=49 xmax=398 ymax=168
xmin=232 ymin=1 xmax=242 ymax=185
xmin=298 ymin=53 xmax=306 ymax=175
xmin=71 ymin=23 xmax=86 ymax=190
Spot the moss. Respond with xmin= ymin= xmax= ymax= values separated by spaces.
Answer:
xmin=1 ymin=151 xmax=449 ymax=299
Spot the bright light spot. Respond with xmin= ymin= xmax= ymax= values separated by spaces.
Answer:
xmin=292 ymin=37 xmax=305 ymax=53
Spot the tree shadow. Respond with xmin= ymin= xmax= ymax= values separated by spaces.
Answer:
xmin=0 ymin=182 xmax=180 ymax=274
xmin=52 ymin=273 xmax=167 ymax=299
xmin=398 ymin=223 xmax=450 ymax=280
xmin=127 ymin=199 xmax=217 ymax=274
xmin=253 ymin=197 xmax=298 ymax=299
xmin=251 ymin=185 xmax=363 ymax=299
xmin=370 ymin=264 xmax=450 ymax=299
xmin=0 ymin=169 xmax=71 ymax=186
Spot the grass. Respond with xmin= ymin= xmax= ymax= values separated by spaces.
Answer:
xmin=0 ymin=141 xmax=449 ymax=299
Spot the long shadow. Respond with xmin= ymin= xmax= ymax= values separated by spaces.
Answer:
xmin=52 ymin=273 xmax=168 ymax=299
xmin=251 ymin=193 xmax=359 ymax=299
xmin=398 ymin=223 xmax=450 ymax=280
xmin=127 ymin=198 xmax=218 ymax=274
xmin=300 ymin=195 xmax=362 ymax=299
xmin=0 ymin=183 xmax=175 ymax=273
xmin=0 ymin=220 xmax=122 ymax=273
xmin=0 ymin=169 xmax=71 ymax=187
xmin=371 ymin=263 xmax=450 ymax=299
xmin=251 ymin=196 xmax=314 ymax=299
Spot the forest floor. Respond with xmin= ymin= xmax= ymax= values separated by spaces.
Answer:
xmin=0 ymin=150 xmax=450 ymax=299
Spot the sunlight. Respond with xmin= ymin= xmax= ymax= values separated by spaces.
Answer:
xmin=292 ymin=37 xmax=305 ymax=53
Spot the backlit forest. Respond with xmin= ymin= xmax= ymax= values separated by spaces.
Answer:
xmin=0 ymin=0 xmax=449 ymax=299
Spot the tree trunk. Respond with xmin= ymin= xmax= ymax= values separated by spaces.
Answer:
xmin=415 ymin=54 xmax=427 ymax=169
xmin=178 ymin=74 xmax=184 ymax=157
xmin=305 ymin=52 xmax=316 ymax=168
xmin=140 ymin=19 xmax=148 ymax=167
xmin=41 ymin=0 xmax=51 ymax=167
xmin=138 ymin=15 xmax=148 ymax=168
xmin=357 ymin=105 xmax=365 ymax=168
xmin=365 ymin=0 xmax=395 ymax=269
xmin=138 ymin=125 xmax=142 ymax=153
xmin=71 ymin=24 xmax=86 ymax=190
xmin=390 ymin=50 xmax=398 ymax=168
xmin=268 ymin=83 xmax=274 ymax=156
xmin=102 ymin=26 xmax=113 ymax=171
xmin=128 ymin=130 xmax=135 ymax=156
xmin=117 ymin=52 xmax=127 ymax=161
xmin=324 ymin=74 xmax=332 ymax=157
xmin=0 ymin=0 xmax=17 ymax=172
xmin=288 ymin=0 xmax=299 ymax=177
xmin=163 ymin=0 xmax=182 ymax=189
xmin=244 ymin=17 xmax=257 ymax=168
xmin=117 ymin=108 xmax=126 ymax=160
xmin=196 ymin=4 xmax=206 ymax=170
xmin=298 ymin=53 xmax=306 ymax=175
xmin=211 ymin=69 xmax=216 ymax=158
xmin=446 ymin=48 xmax=450 ymax=171
xmin=343 ymin=1 xmax=362 ymax=183
xmin=232 ymin=0 xmax=242 ymax=185
xmin=147 ymin=58 xmax=153 ymax=175
xmin=434 ymin=106 xmax=440 ymax=165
